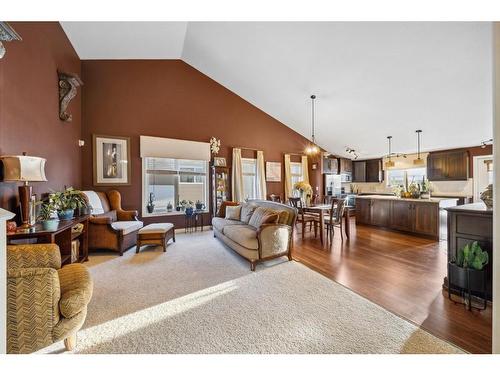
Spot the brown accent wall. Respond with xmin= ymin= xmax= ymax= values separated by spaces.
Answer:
xmin=81 ymin=60 xmax=315 ymax=227
xmin=468 ymin=145 xmax=493 ymax=176
xmin=0 ymin=22 xmax=82 ymax=214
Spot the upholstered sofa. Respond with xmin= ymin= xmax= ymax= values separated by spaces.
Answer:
xmin=82 ymin=190 xmax=143 ymax=255
xmin=212 ymin=200 xmax=297 ymax=271
xmin=7 ymin=244 xmax=93 ymax=353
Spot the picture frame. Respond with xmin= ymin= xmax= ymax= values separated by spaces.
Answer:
xmin=214 ymin=157 xmax=227 ymax=167
xmin=266 ymin=161 xmax=281 ymax=182
xmin=93 ymin=134 xmax=131 ymax=186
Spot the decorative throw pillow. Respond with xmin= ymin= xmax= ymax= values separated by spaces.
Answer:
xmin=277 ymin=210 xmax=290 ymax=225
xmin=225 ymin=205 xmax=242 ymax=221
xmin=240 ymin=202 xmax=257 ymax=224
xmin=248 ymin=207 xmax=279 ymax=229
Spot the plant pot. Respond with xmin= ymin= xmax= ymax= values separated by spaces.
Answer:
xmin=185 ymin=207 xmax=194 ymax=216
xmin=176 ymin=206 xmax=181 ymax=212
xmin=57 ymin=209 xmax=74 ymax=220
xmin=448 ymin=262 xmax=486 ymax=293
xmin=146 ymin=204 xmax=154 ymax=214
xmin=41 ymin=219 xmax=59 ymax=231
xmin=195 ymin=203 xmax=204 ymax=210
xmin=448 ymin=262 xmax=468 ymax=289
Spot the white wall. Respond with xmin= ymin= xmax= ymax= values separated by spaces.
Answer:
xmin=493 ymin=22 xmax=500 ymax=354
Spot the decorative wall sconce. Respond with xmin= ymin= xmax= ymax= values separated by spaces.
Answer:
xmin=58 ymin=71 xmax=83 ymax=122
xmin=0 ymin=22 xmax=22 ymax=59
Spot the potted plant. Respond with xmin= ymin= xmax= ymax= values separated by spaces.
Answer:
xmin=181 ymin=200 xmax=194 ymax=216
xmin=293 ymin=181 xmax=312 ymax=205
xmin=37 ymin=201 xmax=58 ymax=231
xmin=195 ymin=200 xmax=205 ymax=210
xmin=50 ymin=187 xmax=88 ymax=220
xmin=449 ymin=241 xmax=489 ymax=306
xmin=146 ymin=192 xmax=155 ymax=214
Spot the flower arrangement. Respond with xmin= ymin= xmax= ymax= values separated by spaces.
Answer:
xmin=293 ymin=181 xmax=312 ymax=195
xmin=210 ymin=137 xmax=221 ymax=155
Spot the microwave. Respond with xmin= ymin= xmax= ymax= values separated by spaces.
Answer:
xmin=340 ymin=173 xmax=352 ymax=183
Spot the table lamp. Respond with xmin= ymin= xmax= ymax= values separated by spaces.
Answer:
xmin=0 ymin=153 xmax=47 ymax=229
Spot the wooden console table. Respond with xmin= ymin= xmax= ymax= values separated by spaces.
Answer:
xmin=7 ymin=215 xmax=90 ymax=266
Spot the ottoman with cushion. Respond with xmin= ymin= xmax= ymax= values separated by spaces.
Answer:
xmin=136 ymin=223 xmax=175 ymax=253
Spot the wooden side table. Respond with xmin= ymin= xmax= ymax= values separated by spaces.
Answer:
xmin=7 ymin=215 xmax=90 ymax=266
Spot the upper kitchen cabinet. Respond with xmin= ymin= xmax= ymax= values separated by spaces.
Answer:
xmin=322 ymin=156 xmax=339 ymax=174
xmin=427 ymin=150 xmax=469 ymax=181
xmin=352 ymin=160 xmax=366 ymax=182
xmin=366 ymin=159 xmax=383 ymax=182
xmin=339 ymin=158 xmax=353 ymax=174
xmin=353 ymin=159 xmax=383 ymax=182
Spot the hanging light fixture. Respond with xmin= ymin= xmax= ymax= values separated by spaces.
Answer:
xmin=305 ymin=94 xmax=320 ymax=155
xmin=385 ymin=136 xmax=395 ymax=168
xmin=413 ymin=130 xmax=425 ymax=166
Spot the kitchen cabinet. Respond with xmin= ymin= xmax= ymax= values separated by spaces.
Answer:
xmin=366 ymin=159 xmax=383 ymax=182
xmin=356 ymin=198 xmax=371 ymax=224
xmin=352 ymin=161 xmax=366 ymax=182
xmin=427 ymin=150 xmax=469 ymax=181
xmin=371 ymin=199 xmax=391 ymax=227
xmin=339 ymin=158 xmax=353 ymax=174
xmin=352 ymin=159 xmax=382 ymax=182
xmin=390 ymin=200 xmax=413 ymax=232
xmin=356 ymin=196 xmax=448 ymax=239
xmin=322 ymin=157 xmax=339 ymax=174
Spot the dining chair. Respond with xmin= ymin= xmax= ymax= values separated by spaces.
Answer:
xmin=288 ymin=197 xmax=320 ymax=239
xmin=323 ymin=195 xmax=333 ymax=205
xmin=324 ymin=197 xmax=347 ymax=243
xmin=311 ymin=194 xmax=320 ymax=205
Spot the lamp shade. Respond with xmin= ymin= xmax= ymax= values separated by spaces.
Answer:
xmin=0 ymin=155 xmax=47 ymax=182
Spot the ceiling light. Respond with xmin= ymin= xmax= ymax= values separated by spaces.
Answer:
xmin=385 ymin=136 xmax=395 ymax=168
xmin=413 ymin=130 xmax=425 ymax=166
xmin=305 ymin=94 xmax=320 ymax=156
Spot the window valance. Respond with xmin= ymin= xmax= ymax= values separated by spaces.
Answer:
xmin=140 ymin=135 xmax=211 ymax=161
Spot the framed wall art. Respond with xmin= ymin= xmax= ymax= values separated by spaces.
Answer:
xmin=214 ymin=157 xmax=227 ymax=167
xmin=93 ymin=134 xmax=131 ymax=186
xmin=266 ymin=161 xmax=281 ymax=182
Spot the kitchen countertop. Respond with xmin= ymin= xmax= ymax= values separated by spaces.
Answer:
xmin=445 ymin=202 xmax=492 ymax=214
xmin=356 ymin=195 xmax=459 ymax=204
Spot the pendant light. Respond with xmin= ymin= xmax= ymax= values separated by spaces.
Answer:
xmin=305 ymin=94 xmax=320 ymax=155
xmin=385 ymin=136 xmax=395 ymax=168
xmin=413 ymin=130 xmax=424 ymax=166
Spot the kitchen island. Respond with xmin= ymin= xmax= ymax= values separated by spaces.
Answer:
xmin=356 ymin=195 xmax=458 ymax=240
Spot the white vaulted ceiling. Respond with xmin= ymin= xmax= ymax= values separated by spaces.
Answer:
xmin=61 ymin=22 xmax=493 ymax=158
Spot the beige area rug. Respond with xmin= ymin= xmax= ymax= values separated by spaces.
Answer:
xmin=40 ymin=230 xmax=463 ymax=354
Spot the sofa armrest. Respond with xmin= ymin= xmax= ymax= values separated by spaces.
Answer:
xmin=7 ymin=268 xmax=61 ymax=353
xmin=256 ymin=224 xmax=293 ymax=259
xmin=7 ymin=244 xmax=62 ymax=270
xmin=116 ymin=209 xmax=139 ymax=221
xmin=89 ymin=216 xmax=113 ymax=225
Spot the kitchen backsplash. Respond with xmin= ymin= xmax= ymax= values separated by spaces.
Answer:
xmin=344 ymin=178 xmax=473 ymax=197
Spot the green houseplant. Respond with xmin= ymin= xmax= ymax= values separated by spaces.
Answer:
xmin=50 ymin=187 xmax=88 ymax=220
xmin=449 ymin=241 xmax=489 ymax=309
xmin=37 ymin=201 xmax=59 ymax=231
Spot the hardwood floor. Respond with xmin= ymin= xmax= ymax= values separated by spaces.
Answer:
xmin=292 ymin=217 xmax=492 ymax=354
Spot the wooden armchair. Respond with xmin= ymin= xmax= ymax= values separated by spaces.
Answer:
xmin=82 ymin=190 xmax=143 ymax=255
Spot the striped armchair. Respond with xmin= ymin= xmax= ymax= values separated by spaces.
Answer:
xmin=7 ymin=244 xmax=93 ymax=353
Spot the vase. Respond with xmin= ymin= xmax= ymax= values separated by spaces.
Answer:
xmin=185 ymin=207 xmax=194 ymax=216
xmin=57 ymin=209 xmax=74 ymax=220
xmin=41 ymin=219 xmax=59 ymax=231
xmin=480 ymin=184 xmax=493 ymax=209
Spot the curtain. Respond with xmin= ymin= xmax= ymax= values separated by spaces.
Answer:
xmin=284 ymin=154 xmax=293 ymax=200
xmin=301 ymin=155 xmax=310 ymax=184
xmin=232 ymin=148 xmax=244 ymax=202
xmin=256 ymin=150 xmax=267 ymax=200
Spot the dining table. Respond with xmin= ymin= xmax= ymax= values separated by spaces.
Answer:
xmin=303 ymin=204 xmax=350 ymax=246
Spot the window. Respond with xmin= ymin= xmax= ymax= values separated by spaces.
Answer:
xmin=143 ymin=157 xmax=208 ymax=216
xmin=242 ymin=158 xmax=257 ymax=200
xmin=387 ymin=167 xmax=427 ymax=187
xmin=290 ymin=162 xmax=303 ymax=195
